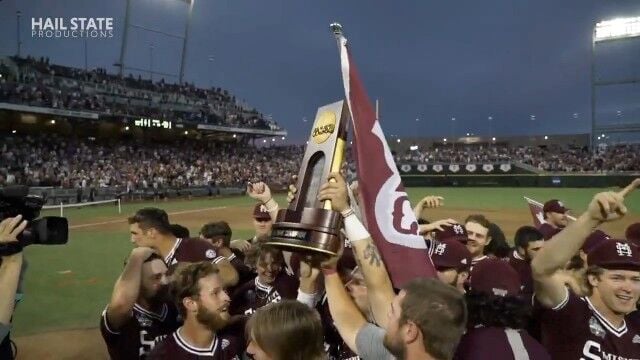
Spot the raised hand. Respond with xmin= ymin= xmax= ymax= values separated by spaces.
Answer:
xmin=246 ymin=181 xmax=272 ymax=203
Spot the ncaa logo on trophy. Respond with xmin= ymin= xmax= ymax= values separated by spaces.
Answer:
xmin=266 ymin=101 xmax=348 ymax=256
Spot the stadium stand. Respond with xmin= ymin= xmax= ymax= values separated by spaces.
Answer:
xmin=0 ymin=56 xmax=280 ymax=130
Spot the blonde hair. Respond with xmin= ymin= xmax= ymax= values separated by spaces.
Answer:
xmin=247 ymin=300 xmax=326 ymax=360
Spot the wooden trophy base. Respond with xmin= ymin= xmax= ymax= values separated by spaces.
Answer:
xmin=269 ymin=208 xmax=343 ymax=256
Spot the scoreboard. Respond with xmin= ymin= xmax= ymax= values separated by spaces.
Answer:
xmin=134 ymin=118 xmax=172 ymax=129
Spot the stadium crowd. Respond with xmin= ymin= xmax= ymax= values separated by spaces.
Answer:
xmin=1 ymin=133 xmax=638 ymax=191
xmin=0 ymin=56 xmax=279 ymax=130
xmin=396 ymin=143 xmax=640 ymax=172
xmin=0 ymin=133 xmax=302 ymax=189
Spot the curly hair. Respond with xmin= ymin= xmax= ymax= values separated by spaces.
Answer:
xmin=465 ymin=290 xmax=531 ymax=330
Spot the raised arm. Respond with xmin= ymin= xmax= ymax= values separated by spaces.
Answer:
xmin=106 ymin=247 xmax=154 ymax=329
xmin=317 ymin=172 xmax=395 ymax=329
xmin=247 ymin=181 xmax=279 ymax=221
xmin=321 ymin=259 xmax=367 ymax=353
xmin=531 ymin=183 xmax=636 ymax=308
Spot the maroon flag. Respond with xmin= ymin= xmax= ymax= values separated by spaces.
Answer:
xmin=524 ymin=196 xmax=545 ymax=228
xmin=333 ymin=24 xmax=435 ymax=287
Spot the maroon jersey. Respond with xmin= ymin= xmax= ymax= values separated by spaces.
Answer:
xmin=317 ymin=294 xmax=361 ymax=360
xmin=507 ymin=250 xmax=533 ymax=297
xmin=537 ymin=223 xmax=562 ymax=241
xmin=536 ymin=290 xmax=640 ymax=359
xmin=230 ymin=274 xmax=299 ymax=316
xmin=469 ymin=255 xmax=490 ymax=274
xmin=164 ymin=238 xmax=226 ymax=269
xmin=147 ymin=329 xmax=241 ymax=360
xmin=454 ymin=326 xmax=550 ymax=360
xmin=100 ymin=303 xmax=179 ymax=359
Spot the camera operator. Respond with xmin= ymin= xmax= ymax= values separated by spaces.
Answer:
xmin=0 ymin=215 xmax=28 ymax=360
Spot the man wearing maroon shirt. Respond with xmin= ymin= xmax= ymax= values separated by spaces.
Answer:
xmin=148 ymin=262 xmax=241 ymax=359
xmin=455 ymin=258 xmax=550 ymax=359
xmin=531 ymin=186 xmax=640 ymax=360
xmin=229 ymin=245 xmax=299 ymax=316
xmin=199 ymin=221 xmax=255 ymax=286
xmin=464 ymin=214 xmax=492 ymax=268
xmin=537 ymin=199 xmax=569 ymax=240
xmin=509 ymin=226 xmax=545 ymax=298
xmin=100 ymin=248 xmax=179 ymax=359
xmin=127 ymin=208 xmax=238 ymax=287
xmin=431 ymin=236 xmax=472 ymax=293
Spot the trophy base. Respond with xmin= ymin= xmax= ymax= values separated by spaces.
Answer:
xmin=267 ymin=207 xmax=343 ymax=256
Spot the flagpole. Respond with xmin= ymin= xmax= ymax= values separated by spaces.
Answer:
xmin=376 ymin=99 xmax=379 ymax=120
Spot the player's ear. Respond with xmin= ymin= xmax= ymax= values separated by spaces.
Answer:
xmin=485 ymin=236 xmax=492 ymax=245
xmin=183 ymin=296 xmax=198 ymax=313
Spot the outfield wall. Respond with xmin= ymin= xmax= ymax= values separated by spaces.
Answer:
xmin=401 ymin=173 xmax=639 ymax=188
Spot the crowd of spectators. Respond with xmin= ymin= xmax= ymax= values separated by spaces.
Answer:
xmin=1 ymin=133 xmax=637 ymax=191
xmin=0 ymin=133 xmax=302 ymax=189
xmin=0 ymin=56 xmax=279 ymax=130
xmin=396 ymin=143 xmax=640 ymax=172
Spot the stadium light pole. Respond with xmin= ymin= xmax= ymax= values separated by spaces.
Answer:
xmin=118 ymin=0 xmax=193 ymax=81
xmin=16 ymin=11 xmax=22 ymax=57
xmin=149 ymin=44 xmax=154 ymax=81
xmin=208 ymin=55 xmax=215 ymax=88
xmin=179 ymin=0 xmax=195 ymax=84
xmin=118 ymin=0 xmax=132 ymax=77
xmin=488 ymin=116 xmax=493 ymax=146
xmin=591 ymin=16 xmax=640 ymax=149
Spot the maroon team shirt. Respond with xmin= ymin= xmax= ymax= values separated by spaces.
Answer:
xmin=164 ymin=238 xmax=226 ymax=269
xmin=100 ymin=302 xmax=179 ymax=359
xmin=536 ymin=289 xmax=640 ymax=359
xmin=147 ymin=328 xmax=241 ymax=360
xmin=454 ymin=326 xmax=550 ymax=360
xmin=507 ymin=250 xmax=534 ymax=297
xmin=229 ymin=273 xmax=299 ymax=316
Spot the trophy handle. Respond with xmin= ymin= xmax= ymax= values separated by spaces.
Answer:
xmin=323 ymin=137 xmax=347 ymax=210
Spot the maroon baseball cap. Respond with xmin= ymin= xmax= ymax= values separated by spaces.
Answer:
xmin=543 ymin=199 xmax=569 ymax=214
xmin=625 ymin=223 xmax=640 ymax=248
xmin=432 ymin=238 xmax=472 ymax=271
xmin=470 ymin=258 xmax=521 ymax=297
xmin=582 ymin=230 xmax=611 ymax=254
xmin=587 ymin=239 xmax=640 ymax=271
xmin=434 ymin=224 xmax=468 ymax=243
xmin=252 ymin=203 xmax=271 ymax=221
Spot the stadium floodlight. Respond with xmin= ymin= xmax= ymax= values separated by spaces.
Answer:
xmin=396 ymin=139 xmax=401 ymax=143
xmin=443 ymin=138 xmax=447 ymax=142
xmin=12 ymin=130 xmax=16 ymax=134
xmin=544 ymin=136 xmax=549 ymax=140
xmin=594 ymin=16 xmax=640 ymax=42
xmin=409 ymin=145 xmax=419 ymax=151
xmin=492 ymin=137 xmax=496 ymax=141
xmin=125 ymin=126 xmax=130 ymax=131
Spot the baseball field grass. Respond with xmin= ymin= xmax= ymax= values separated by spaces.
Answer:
xmin=12 ymin=186 xmax=640 ymax=338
